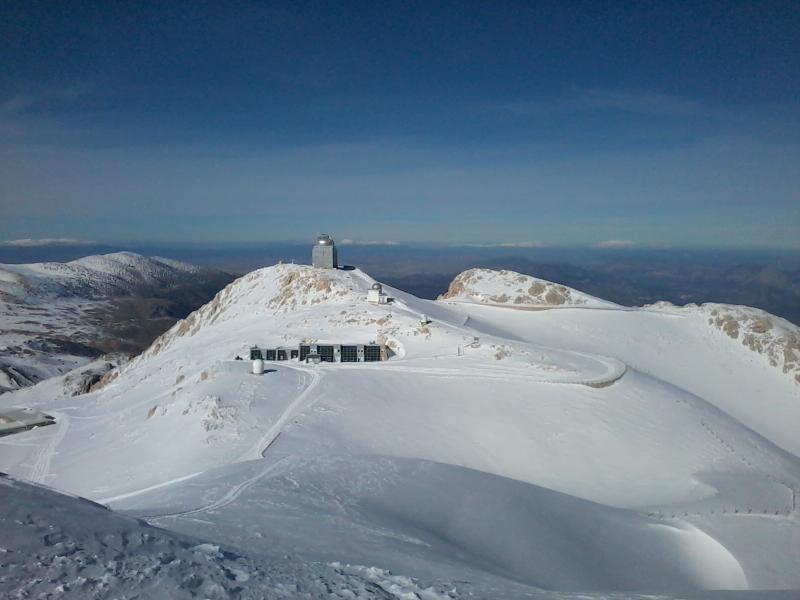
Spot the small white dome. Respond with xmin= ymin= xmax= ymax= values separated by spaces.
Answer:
xmin=371 ymin=282 xmax=382 ymax=291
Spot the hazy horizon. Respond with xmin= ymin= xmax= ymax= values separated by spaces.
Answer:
xmin=2 ymin=239 xmax=798 ymax=326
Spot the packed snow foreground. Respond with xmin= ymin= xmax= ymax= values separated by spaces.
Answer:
xmin=1 ymin=264 xmax=799 ymax=599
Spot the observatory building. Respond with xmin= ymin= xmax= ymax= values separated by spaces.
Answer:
xmin=367 ymin=282 xmax=388 ymax=304
xmin=250 ymin=343 xmax=388 ymax=363
xmin=312 ymin=234 xmax=338 ymax=269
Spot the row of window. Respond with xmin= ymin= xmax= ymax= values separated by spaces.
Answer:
xmin=259 ymin=349 xmax=299 ymax=361
xmin=251 ymin=345 xmax=383 ymax=362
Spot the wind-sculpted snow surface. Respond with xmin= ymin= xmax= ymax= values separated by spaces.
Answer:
xmin=132 ymin=455 xmax=748 ymax=593
xmin=1 ymin=264 xmax=799 ymax=597
xmin=4 ymin=475 xmax=760 ymax=600
xmin=0 ymin=475 xmax=458 ymax=600
xmin=439 ymin=268 xmax=616 ymax=307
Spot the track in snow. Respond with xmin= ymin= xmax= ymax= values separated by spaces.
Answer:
xmin=28 ymin=411 xmax=69 ymax=484
xmin=319 ymin=358 xmax=627 ymax=388
xmin=142 ymin=456 xmax=292 ymax=519
xmin=343 ymin=271 xmax=629 ymax=387
xmin=105 ymin=365 xmax=322 ymax=510
xmin=698 ymin=418 xmax=798 ymax=516
xmin=239 ymin=364 xmax=323 ymax=461
xmin=97 ymin=471 xmax=205 ymax=505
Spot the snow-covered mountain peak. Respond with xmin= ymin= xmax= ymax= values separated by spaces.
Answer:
xmin=0 ymin=251 xmax=226 ymax=301
xmin=266 ymin=263 xmax=373 ymax=311
xmin=140 ymin=264 xmax=376 ymax=355
xmin=67 ymin=251 xmax=208 ymax=286
xmin=109 ymin=263 xmax=601 ymax=402
xmin=149 ymin=264 xmax=372 ymax=326
xmin=70 ymin=250 xmax=205 ymax=275
xmin=438 ymin=268 xmax=615 ymax=308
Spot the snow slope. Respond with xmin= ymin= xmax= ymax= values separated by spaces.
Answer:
xmin=7 ymin=475 xmax=780 ymax=600
xmin=444 ymin=298 xmax=800 ymax=458
xmin=647 ymin=301 xmax=800 ymax=386
xmin=1 ymin=264 xmax=798 ymax=597
xmin=0 ymin=474 xmax=462 ymax=600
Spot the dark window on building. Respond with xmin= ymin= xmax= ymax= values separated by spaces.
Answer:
xmin=250 ymin=348 xmax=262 ymax=360
xmin=364 ymin=345 xmax=381 ymax=362
xmin=299 ymin=345 xmax=311 ymax=361
xmin=290 ymin=350 xmax=299 ymax=359
xmin=318 ymin=345 xmax=335 ymax=362
xmin=265 ymin=349 xmax=276 ymax=361
xmin=340 ymin=345 xmax=358 ymax=362
xmin=277 ymin=350 xmax=287 ymax=361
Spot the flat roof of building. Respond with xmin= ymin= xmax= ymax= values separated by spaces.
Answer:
xmin=0 ymin=408 xmax=55 ymax=436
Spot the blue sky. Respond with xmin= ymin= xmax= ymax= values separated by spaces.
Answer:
xmin=1 ymin=1 xmax=798 ymax=247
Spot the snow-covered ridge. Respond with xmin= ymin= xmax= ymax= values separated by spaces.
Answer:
xmin=648 ymin=301 xmax=800 ymax=385
xmin=139 ymin=264 xmax=371 ymax=360
xmin=440 ymin=268 xmax=798 ymax=386
xmin=0 ymin=251 xmax=220 ymax=301
xmin=439 ymin=268 xmax=616 ymax=308
xmin=96 ymin=263 xmax=633 ymax=410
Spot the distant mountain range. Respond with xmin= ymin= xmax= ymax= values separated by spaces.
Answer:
xmin=0 ymin=252 xmax=233 ymax=393
xmin=2 ymin=243 xmax=798 ymax=325
xmin=385 ymin=256 xmax=800 ymax=326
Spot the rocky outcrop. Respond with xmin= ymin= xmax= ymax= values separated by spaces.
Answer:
xmin=438 ymin=268 xmax=614 ymax=308
xmin=649 ymin=301 xmax=800 ymax=385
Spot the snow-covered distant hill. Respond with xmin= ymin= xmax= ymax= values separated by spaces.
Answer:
xmin=0 ymin=252 xmax=232 ymax=393
xmin=439 ymin=268 xmax=617 ymax=308
xmin=1 ymin=251 xmax=213 ymax=299
xmin=1 ymin=264 xmax=798 ymax=597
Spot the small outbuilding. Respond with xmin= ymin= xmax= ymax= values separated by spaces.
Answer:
xmin=367 ymin=282 xmax=388 ymax=304
xmin=0 ymin=409 xmax=55 ymax=437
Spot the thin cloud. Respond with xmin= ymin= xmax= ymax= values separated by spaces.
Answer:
xmin=0 ymin=83 xmax=92 ymax=117
xmin=576 ymin=89 xmax=702 ymax=117
xmin=0 ymin=238 xmax=96 ymax=247
xmin=0 ymin=83 xmax=95 ymax=142
xmin=338 ymin=239 xmax=400 ymax=246
xmin=594 ymin=240 xmax=637 ymax=249
xmin=494 ymin=89 xmax=703 ymax=118
xmin=462 ymin=241 xmax=547 ymax=248
xmin=491 ymin=101 xmax=553 ymax=116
